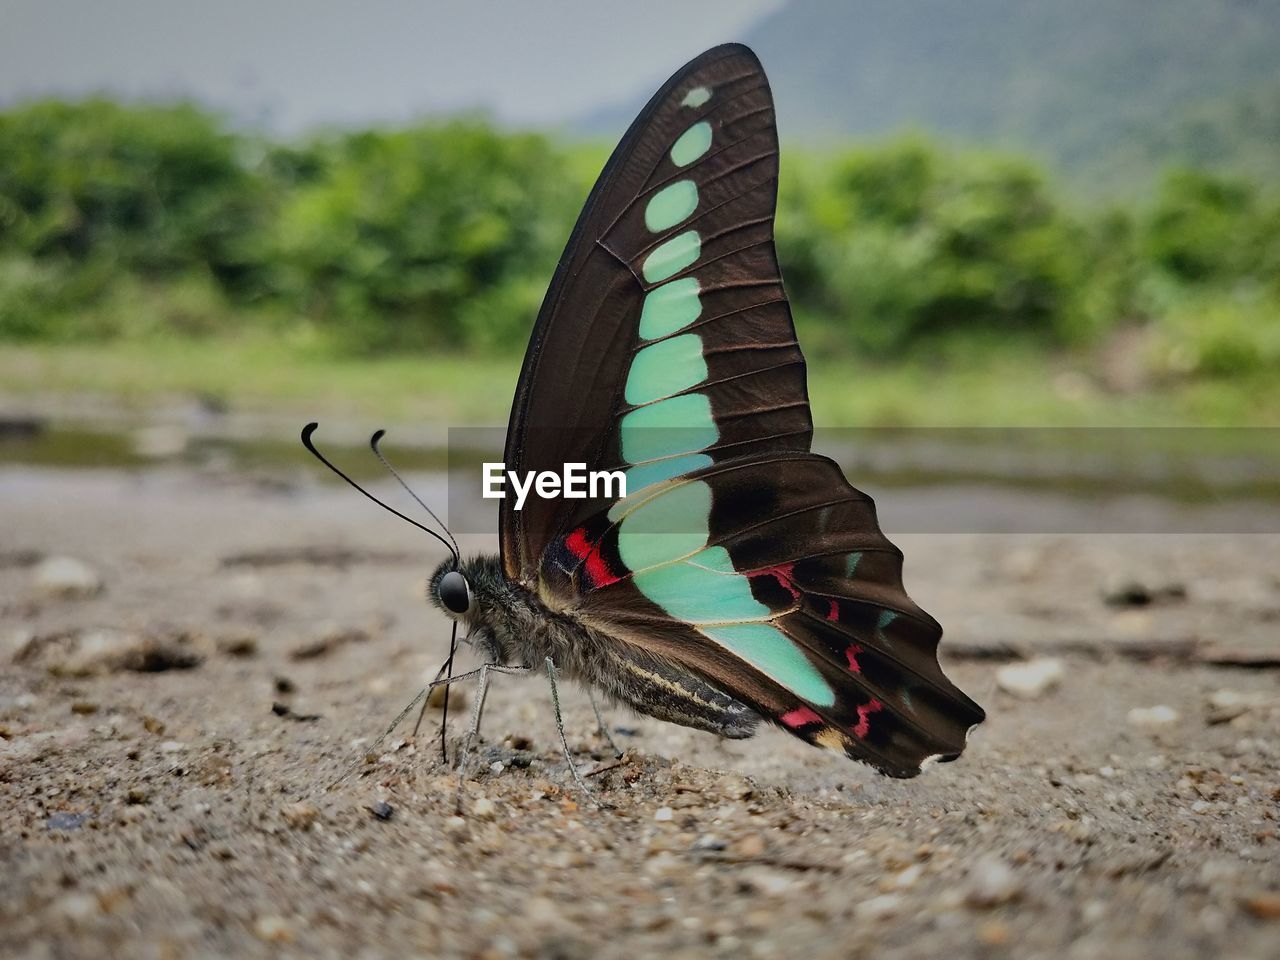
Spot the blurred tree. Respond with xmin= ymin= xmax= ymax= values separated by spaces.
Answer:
xmin=1144 ymin=170 xmax=1279 ymax=287
xmin=270 ymin=120 xmax=583 ymax=352
xmin=0 ymin=99 xmax=1275 ymax=366
xmin=779 ymin=140 xmax=1094 ymax=354
xmin=0 ymin=99 xmax=264 ymax=285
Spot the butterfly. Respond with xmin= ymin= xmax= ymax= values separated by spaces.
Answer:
xmin=309 ymin=43 xmax=984 ymax=788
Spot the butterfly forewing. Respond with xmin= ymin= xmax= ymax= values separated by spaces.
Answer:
xmin=502 ymin=45 xmax=809 ymax=582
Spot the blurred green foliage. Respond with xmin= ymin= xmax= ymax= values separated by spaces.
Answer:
xmin=267 ymin=122 xmax=585 ymax=352
xmin=778 ymin=141 xmax=1100 ymax=352
xmin=1 ymin=99 xmax=1278 ymax=376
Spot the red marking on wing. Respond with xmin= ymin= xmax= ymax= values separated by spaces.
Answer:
xmin=565 ymin=527 xmax=592 ymax=558
xmin=844 ymin=644 xmax=864 ymax=674
xmin=750 ymin=562 xmax=800 ymax=602
xmin=826 ymin=599 xmax=840 ymax=622
xmin=587 ymin=554 xmax=621 ymax=589
xmin=852 ymin=699 xmax=883 ymax=739
xmin=564 ymin=527 xmax=620 ymax=589
xmin=780 ymin=706 xmax=822 ymax=729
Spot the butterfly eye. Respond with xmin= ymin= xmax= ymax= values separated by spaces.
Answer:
xmin=438 ymin=571 xmax=471 ymax=615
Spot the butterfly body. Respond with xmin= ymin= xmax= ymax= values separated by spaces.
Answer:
xmin=410 ymin=43 xmax=988 ymax=779
xmin=429 ymin=555 xmax=760 ymax=739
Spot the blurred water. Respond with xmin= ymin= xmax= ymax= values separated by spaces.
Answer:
xmin=3 ymin=417 xmax=1278 ymax=535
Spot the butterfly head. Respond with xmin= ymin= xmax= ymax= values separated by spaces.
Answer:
xmin=426 ymin=554 xmax=519 ymax=663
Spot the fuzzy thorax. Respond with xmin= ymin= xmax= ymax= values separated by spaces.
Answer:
xmin=427 ymin=553 xmax=592 ymax=672
xmin=425 ymin=554 xmax=759 ymax=740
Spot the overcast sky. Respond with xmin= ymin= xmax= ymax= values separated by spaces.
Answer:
xmin=2 ymin=0 xmax=785 ymax=131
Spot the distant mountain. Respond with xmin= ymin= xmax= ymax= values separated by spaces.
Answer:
xmin=580 ymin=0 xmax=1280 ymax=192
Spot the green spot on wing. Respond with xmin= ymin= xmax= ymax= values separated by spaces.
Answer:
xmin=624 ymin=453 xmax=712 ymax=492
xmin=625 ymin=334 xmax=707 ymax=406
xmin=616 ymin=480 xmax=711 ymax=572
xmin=681 ymin=86 xmax=712 ymax=108
xmin=642 ymin=230 xmax=701 ymax=283
xmin=619 ymin=392 xmax=717 ymax=464
xmin=685 ymin=545 xmax=737 ymax=574
xmin=701 ymin=623 xmax=836 ymax=707
xmin=633 ymin=548 xmax=769 ymax=622
xmin=639 ymin=277 xmax=703 ymax=340
xmin=644 ymin=180 xmax=698 ymax=233
xmin=845 ymin=553 xmax=863 ymax=577
xmin=670 ymin=121 xmax=712 ymax=167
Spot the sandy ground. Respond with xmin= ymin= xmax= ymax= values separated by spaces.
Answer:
xmin=2 ymin=463 xmax=1279 ymax=959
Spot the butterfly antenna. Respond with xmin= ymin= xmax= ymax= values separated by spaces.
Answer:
xmin=368 ymin=428 xmax=462 ymax=759
xmin=438 ymin=623 xmax=459 ymax=763
xmin=369 ymin=428 xmax=460 ymax=560
xmin=413 ymin=621 xmax=460 ymax=762
xmin=301 ymin=422 xmax=456 ymax=558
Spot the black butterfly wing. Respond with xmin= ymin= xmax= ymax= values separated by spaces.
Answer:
xmin=499 ymin=44 xmax=985 ymax=773
xmin=537 ymin=453 xmax=984 ymax=778
xmin=502 ymin=44 xmax=810 ymax=582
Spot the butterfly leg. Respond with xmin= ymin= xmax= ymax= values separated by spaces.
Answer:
xmin=588 ymin=689 xmax=624 ymax=759
xmin=546 ymin=657 xmax=609 ymax=809
xmin=411 ymin=652 xmax=454 ymax=739
xmin=450 ymin=662 xmax=537 ymax=812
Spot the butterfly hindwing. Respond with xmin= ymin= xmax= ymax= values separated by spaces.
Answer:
xmin=540 ymin=453 xmax=983 ymax=777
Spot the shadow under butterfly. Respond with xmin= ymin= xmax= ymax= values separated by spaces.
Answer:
xmin=304 ymin=44 xmax=985 ymax=804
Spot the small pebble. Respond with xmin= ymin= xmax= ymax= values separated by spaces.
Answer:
xmin=965 ymin=856 xmax=1021 ymax=907
xmin=1206 ymin=689 xmax=1274 ymax=724
xmin=718 ymin=774 xmax=753 ymax=800
xmin=653 ymin=806 xmax=674 ymax=822
xmin=996 ymin=658 xmax=1065 ymax=699
xmin=472 ymin=797 xmax=496 ymax=819
xmin=1082 ymin=901 xmax=1107 ymax=923
xmin=1127 ymin=705 xmax=1180 ymax=728
xmin=1102 ymin=575 xmax=1185 ymax=607
xmin=33 ymin=556 xmax=103 ymax=599
xmin=692 ymin=834 xmax=727 ymax=852
xmin=289 ymin=626 xmax=368 ymax=661
xmin=59 ymin=894 xmax=99 ymax=921
xmin=47 ymin=812 xmax=87 ymax=831
xmin=280 ymin=801 xmax=320 ymax=830
xmin=427 ymin=684 xmax=467 ymax=710
xmin=369 ymin=801 xmax=394 ymax=821
xmin=891 ymin=863 xmax=924 ymax=889
xmin=1243 ymin=893 xmax=1280 ymax=920
xmin=253 ymin=915 xmax=294 ymax=943
xmin=217 ymin=635 xmax=258 ymax=658
xmin=745 ymin=868 xmax=794 ymax=896
xmin=978 ymin=921 xmax=1011 ymax=946
xmin=854 ymin=893 xmax=903 ymax=921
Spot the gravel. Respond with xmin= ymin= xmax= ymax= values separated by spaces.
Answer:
xmin=1 ymin=466 xmax=1278 ymax=959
